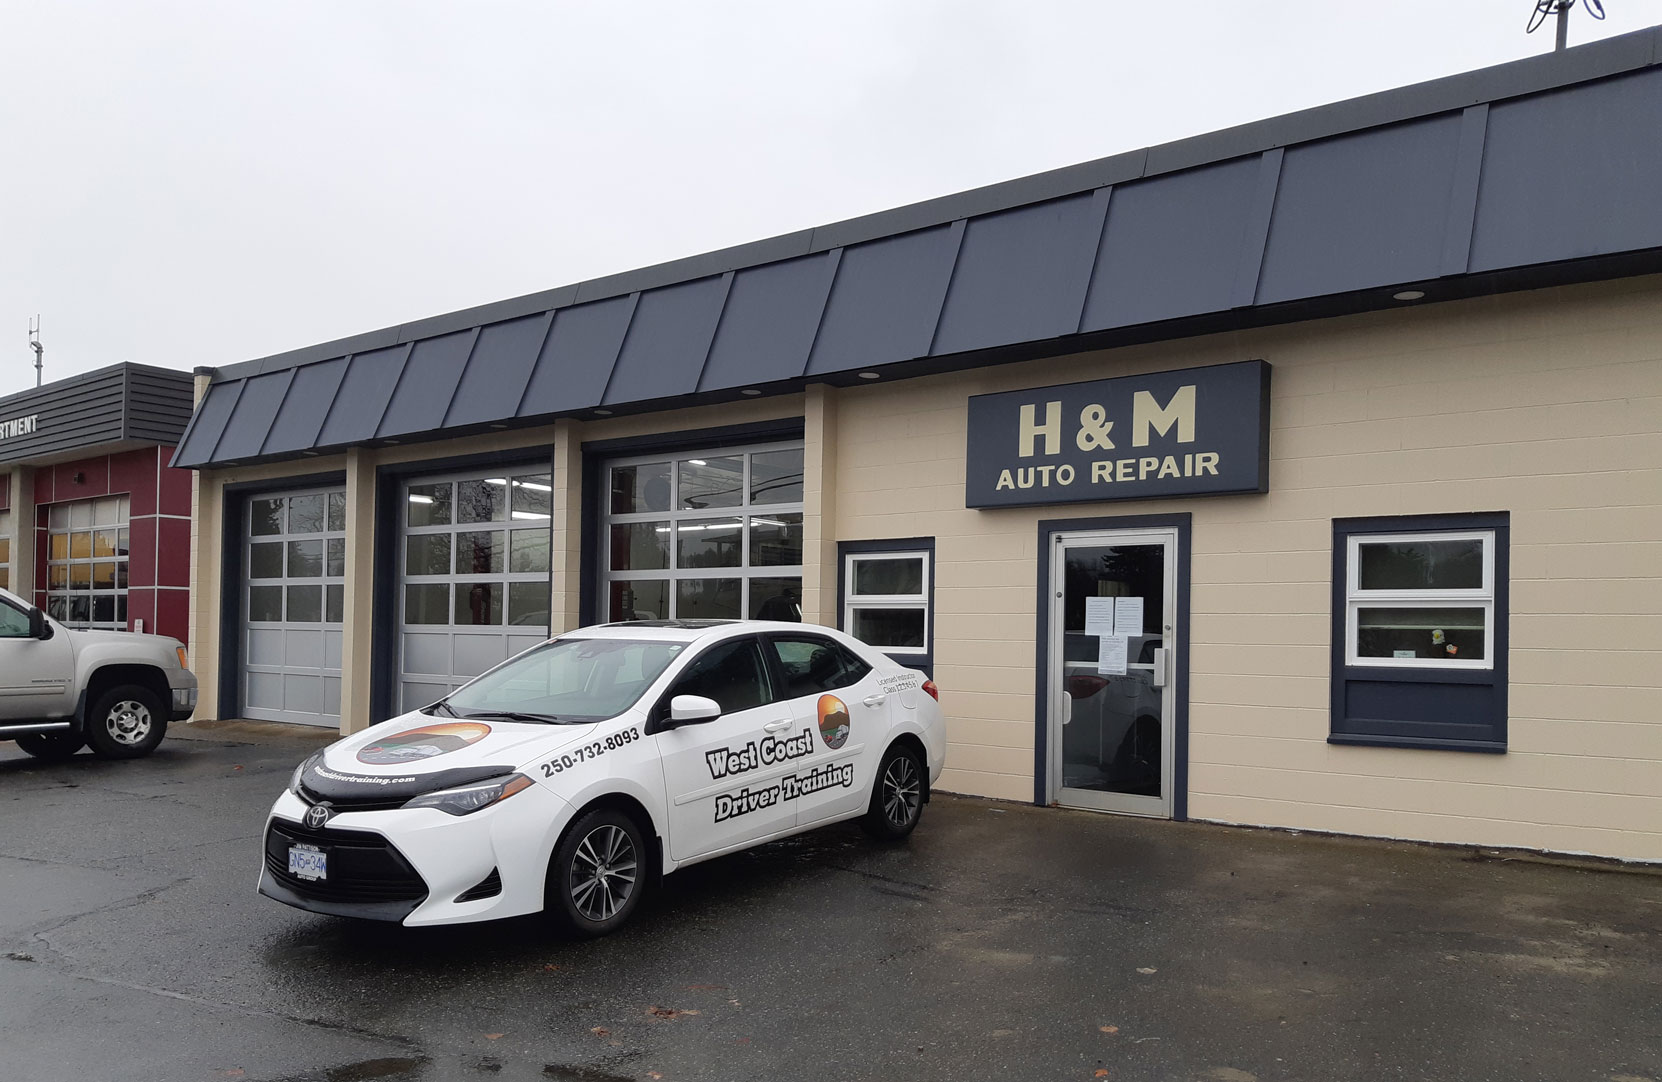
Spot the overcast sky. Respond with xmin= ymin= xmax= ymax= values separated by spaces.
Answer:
xmin=3 ymin=0 xmax=1657 ymax=397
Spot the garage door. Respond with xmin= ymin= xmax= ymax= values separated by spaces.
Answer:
xmin=242 ymin=487 xmax=346 ymax=727
xmin=398 ymin=468 xmax=552 ymax=713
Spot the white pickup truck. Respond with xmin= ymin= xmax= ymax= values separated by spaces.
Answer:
xmin=0 ymin=586 xmax=198 ymax=760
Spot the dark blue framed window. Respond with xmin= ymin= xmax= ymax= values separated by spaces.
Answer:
xmin=1330 ymin=512 xmax=1509 ymax=752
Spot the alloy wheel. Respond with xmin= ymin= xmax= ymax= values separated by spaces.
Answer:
xmin=882 ymin=755 xmax=921 ymax=829
xmin=569 ymin=823 xmax=638 ymax=922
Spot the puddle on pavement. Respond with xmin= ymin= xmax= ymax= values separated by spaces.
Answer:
xmin=542 ymin=1066 xmax=638 ymax=1082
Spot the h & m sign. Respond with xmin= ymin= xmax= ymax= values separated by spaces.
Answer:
xmin=964 ymin=360 xmax=1270 ymax=508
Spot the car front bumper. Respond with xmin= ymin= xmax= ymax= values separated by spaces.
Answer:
xmin=258 ymin=785 xmax=572 ymax=926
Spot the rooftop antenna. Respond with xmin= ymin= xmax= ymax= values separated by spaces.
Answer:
xmin=28 ymin=316 xmax=43 ymax=387
xmin=1528 ymin=0 xmax=1606 ymax=51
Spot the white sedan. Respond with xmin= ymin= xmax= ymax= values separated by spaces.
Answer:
xmin=260 ymin=620 xmax=945 ymax=935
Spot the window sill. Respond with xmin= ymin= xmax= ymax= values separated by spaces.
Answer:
xmin=1328 ymin=733 xmax=1506 ymax=754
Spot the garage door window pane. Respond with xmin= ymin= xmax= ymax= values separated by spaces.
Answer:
xmin=251 ymin=499 xmax=284 ymax=536
xmin=749 ymin=577 xmax=803 ymax=621
xmin=749 ymin=514 xmax=802 ymax=566
xmin=678 ymin=457 xmax=743 ymax=510
xmin=327 ymin=492 xmax=347 ymax=532
xmin=454 ymin=582 xmax=504 ymax=625
xmin=408 ymin=484 xmax=451 ymax=527
xmin=249 ymin=584 xmax=283 ymax=621
xmin=92 ymin=562 xmax=116 ymax=589
xmin=511 ymin=528 xmax=551 ymax=573
xmin=70 ymin=532 xmax=92 ymax=559
xmin=48 ymin=565 xmax=67 ymax=589
xmin=406 ymin=534 xmax=451 ymax=576
xmin=326 ymin=584 xmax=344 ymax=623
xmin=611 ymin=579 xmax=668 ymax=622
xmin=677 ymin=578 xmax=741 ymax=619
xmin=512 ymin=475 xmax=552 ymax=520
xmin=70 ymin=564 xmax=91 ymax=588
xmin=610 ymin=522 xmax=668 ymax=571
xmin=677 ymin=518 xmax=742 ymax=568
xmin=327 ymin=537 xmax=346 ymax=577
xmin=286 ymin=585 xmax=323 ymax=623
xmin=459 ymin=479 xmax=507 ymax=524
xmin=91 ymin=595 xmax=114 ymax=623
xmin=287 ymin=540 xmax=323 ymax=578
xmin=611 ymin=462 xmax=671 ymax=514
xmin=94 ymin=530 xmax=118 ymax=558
xmin=456 ymin=530 xmax=505 ymax=574
xmin=405 ymin=584 xmax=450 ymax=624
xmin=751 ymin=449 xmax=804 ymax=504
xmin=289 ymin=494 xmax=325 ymax=534
xmin=509 ymin=582 xmax=550 ymax=628
xmin=49 ymin=533 xmax=68 ymax=560
xmin=249 ymin=543 xmax=283 ymax=579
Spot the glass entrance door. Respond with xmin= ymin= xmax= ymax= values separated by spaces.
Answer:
xmin=1048 ymin=529 xmax=1177 ymax=817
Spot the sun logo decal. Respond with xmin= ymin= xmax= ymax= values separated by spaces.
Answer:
xmin=817 ymin=695 xmax=850 ymax=750
xmin=358 ymin=722 xmax=492 ymax=765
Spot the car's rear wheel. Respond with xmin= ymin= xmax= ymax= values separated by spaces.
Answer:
xmin=547 ymin=808 xmax=645 ymax=937
xmin=862 ymin=742 xmax=925 ymax=841
xmin=84 ymin=685 xmax=168 ymax=760
xmin=14 ymin=732 xmax=83 ymax=760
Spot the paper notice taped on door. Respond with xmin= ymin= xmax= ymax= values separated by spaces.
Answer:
xmin=1084 ymin=597 xmax=1115 ymax=637
xmin=1096 ymin=634 xmax=1129 ymax=676
xmin=1113 ymin=597 xmax=1144 ymax=637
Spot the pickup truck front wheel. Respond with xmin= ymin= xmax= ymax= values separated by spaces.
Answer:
xmin=15 ymin=732 xmax=84 ymax=760
xmin=85 ymin=686 xmax=168 ymax=760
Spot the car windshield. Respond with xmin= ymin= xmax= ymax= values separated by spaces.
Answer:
xmin=431 ymin=637 xmax=686 ymax=724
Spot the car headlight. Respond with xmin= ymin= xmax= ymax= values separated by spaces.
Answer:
xmin=289 ymin=752 xmax=320 ymax=795
xmin=403 ymin=773 xmax=534 ymax=816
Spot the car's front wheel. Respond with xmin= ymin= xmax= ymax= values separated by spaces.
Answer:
xmin=862 ymin=742 xmax=925 ymax=841
xmin=14 ymin=732 xmax=84 ymax=760
xmin=547 ymin=808 xmax=646 ymax=937
xmin=84 ymin=685 xmax=168 ymax=760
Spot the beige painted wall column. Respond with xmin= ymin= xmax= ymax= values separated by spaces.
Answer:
xmin=802 ymin=384 xmax=840 ymax=627
xmin=338 ymin=446 xmax=377 ymax=734
xmin=4 ymin=465 xmax=34 ymax=596
xmin=550 ymin=418 xmax=584 ymax=634
xmin=188 ymin=471 xmax=224 ymax=719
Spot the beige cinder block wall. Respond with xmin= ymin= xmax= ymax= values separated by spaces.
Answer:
xmin=833 ymin=275 xmax=1662 ymax=862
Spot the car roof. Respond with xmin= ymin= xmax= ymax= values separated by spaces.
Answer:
xmin=565 ymin=620 xmax=840 ymax=644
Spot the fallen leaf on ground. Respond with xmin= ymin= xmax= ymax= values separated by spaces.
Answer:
xmin=1094 ymin=1070 xmax=1110 ymax=1078
xmin=221 ymin=1072 xmax=245 ymax=1078
xmin=1136 ymin=967 xmax=1158 ymax=975
xmin=647 ymin=1073 xmax=663 ymax=1080
xmin=1099 ymin=1025 xmax=1119 ymax=1034
xmin=484 ymin=1033 xmax=504 ymax=1040
xmin=544 ymin=964 xmax=561 ymax=971
xmin=590 ymin=1027 xmax=610 ymax=1037
xmin=685 ymin=984 xmax=727 ymax=990
xmin=646 ymin=1006 xmax=700 ymax=1020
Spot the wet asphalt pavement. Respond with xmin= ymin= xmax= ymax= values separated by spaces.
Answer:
xmin=1 ymin=721 xmax=1659 ymax=1082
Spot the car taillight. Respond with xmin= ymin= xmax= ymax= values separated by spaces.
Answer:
xmin=921 ymin=679 xmax=939 ymax=701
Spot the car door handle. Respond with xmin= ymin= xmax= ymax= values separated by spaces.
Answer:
xmin=763 ymin=719 xmax=793 ymax=733
xmin=862 ymin=694 xmax=887 ymax=707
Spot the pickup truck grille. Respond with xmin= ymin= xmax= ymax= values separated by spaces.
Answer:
xmin=264 ymin=818 xmax=427 ymax=904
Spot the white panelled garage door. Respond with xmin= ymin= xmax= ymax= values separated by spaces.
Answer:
xmin=398 ymin=467 xmax=552 ymax=713
xmin=243 ymin=488 xmax=346 ymax=727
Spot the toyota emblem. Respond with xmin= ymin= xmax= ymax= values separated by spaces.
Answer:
xmin=304 ymin=802 xmax=334 ymax=829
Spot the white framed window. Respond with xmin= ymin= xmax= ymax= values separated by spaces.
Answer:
xmin=1344 ymin=529 xmax=1494 ymax=669
xmin=843 ymin=549 xmax=931 ymax=656
xmin=601 ymin=442 xmax=804 ymax=623
xmin=46 ymin=495 xmax=130 ymax=630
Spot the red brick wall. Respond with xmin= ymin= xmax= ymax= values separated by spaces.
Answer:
xmin=30 ymin=446 xmax=192 ymax=643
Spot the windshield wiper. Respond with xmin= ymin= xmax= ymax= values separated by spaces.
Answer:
xmin=455 ymin=710 xmax=562 ymax=725
xmin=427 ymin=700 xmax=461 ymax=717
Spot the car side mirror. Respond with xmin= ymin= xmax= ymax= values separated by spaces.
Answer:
xmin=666 ymin=694 xmax=721 ymax=727
xmin=29 ymin=608 xmax=51 ymax=640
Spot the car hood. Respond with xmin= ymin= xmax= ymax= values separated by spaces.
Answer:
xmin=67 ymin=626 xmax=185 ymax=652
xmin=300 ymin=712 xmax=598 ymax=804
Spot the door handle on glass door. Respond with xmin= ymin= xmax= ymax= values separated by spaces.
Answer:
xmin=763 ymin=719 xmax=792 ymax=733
xmin=862 ymin=694 xmax=887 ymax=707
xmin=1151 ymin=648 xmax=1168 ymax=688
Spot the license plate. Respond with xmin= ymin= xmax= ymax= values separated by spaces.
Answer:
xmin=288 ymin=843 xmax=327 ymax=881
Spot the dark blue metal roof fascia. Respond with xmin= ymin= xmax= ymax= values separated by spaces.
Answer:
xmin=261 ymin=356 xmax=349 ymax=456
xmin=205 ymin=26 xmax=1662 ymax=388
xmin=314 ymin=343 xmax=412 ymax=448
xmin=211 ymin=369 xmax=295 ymax=462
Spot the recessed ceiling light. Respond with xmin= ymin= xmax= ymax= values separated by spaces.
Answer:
xmin=301 ymin=450 xmax=319 ymax=457
xmin=857 ymin=371 xmax=881 ymax=380
xmin=383 ymin=439 xmax=400 ymax=445
xmin=740 ymin=388 xmax=762 ymax=396
xmin=593 ymin=408 xmax=613 ymax=416
xmin=1392 ymin=290 xmax=1426 ymax=302
xmin=489 ymin=423 xmax=508 ymax=430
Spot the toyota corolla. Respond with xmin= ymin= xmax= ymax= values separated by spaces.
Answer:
xmin=260 ymin=620 xmax=944 ymax=935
